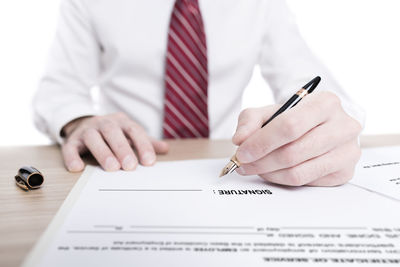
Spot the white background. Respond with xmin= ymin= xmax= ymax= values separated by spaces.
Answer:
xmin=0 ymin=0 xmax=399 ymax=146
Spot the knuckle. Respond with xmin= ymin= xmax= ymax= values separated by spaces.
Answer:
xmin=323 ymin=91 xmax=341 ymax=108
xmin=278 ymin=145 xmax=298 ymax=166
xmin=135 ymin=123 xmax=145 ymax=133
xmin=114 ymin=112 xmax=127 ymax=120
xmin=63 ymin=135 xmax=77 ymax=145
xmin=62 ymin=142 xmax=75 ymax=151
xmin=91 ymin=116 xmax=102 ymax=124
xmin=82 ymin=128 xmax=97 ymax=140
xmin=126 ymin=125 xmax=139 ymax=136
xmin=128 ymin=123 xmax=146 ymax=137
xmin=281 ymin=117 xmax=301 ymax=140
xmin=348 ymin=119 xmax=362 ymax=136
xmin=100 ymin=120 xmax=117 ymax=135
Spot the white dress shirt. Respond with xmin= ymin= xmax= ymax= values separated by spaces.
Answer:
xmin=33 ymin=0 xmax=365 ymax=144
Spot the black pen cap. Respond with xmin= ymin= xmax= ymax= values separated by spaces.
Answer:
xmin=15 ymin=166 xmax=44 ymax=190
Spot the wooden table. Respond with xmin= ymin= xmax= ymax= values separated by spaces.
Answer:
xmin=0 ymin=136 xmax=399 ymax=267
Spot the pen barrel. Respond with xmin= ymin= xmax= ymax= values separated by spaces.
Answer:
xmin=262 ymin=94 xmax=300 ymax=127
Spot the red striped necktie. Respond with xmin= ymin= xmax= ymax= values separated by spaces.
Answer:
xmin=163 ymin=0 xmax=209 ymax=139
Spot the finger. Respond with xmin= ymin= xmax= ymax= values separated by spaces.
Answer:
xmin=238 ymin=116 xmax=361 ymax=175
xmin=232 ymin=105 xmax=278 ymax=146
xmin=306 ymin=168 xmax=356 ymax=187
xmin=259 ymin=140 xmax=361 ymax=186
xmin=83 ymin=129 xmax=121 ymax=171
xmin=124 ymin=124 xmax=156 ymax=166
xmin=122 ymin=126 xmax=168 ymax=155
xmin=99 ymin=121 xmax=138 ymax=171
xmin=236 ymin=91 xmax=341 ymax=164
xmin=151 ymin=139 xmax=170 ymax=154
xmin=61 ymin=140 xmax=85 ymax=172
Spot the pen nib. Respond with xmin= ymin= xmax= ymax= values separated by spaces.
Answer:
xmin=219 ymin=165 xmax=231 ymax=178
xmin=219 ymin=156 xmax=240 ymax=178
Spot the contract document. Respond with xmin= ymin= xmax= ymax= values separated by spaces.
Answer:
xmin=352 ymin=146 xmax=400 ymax=201
xmin=24 ymin=158 xmax=400 ymax=267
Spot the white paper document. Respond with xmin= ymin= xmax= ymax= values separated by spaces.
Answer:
xmin=352 ymin=146 xmax=400 ymax=201
xmin=24 ymin=158 xmax=400 ymax=267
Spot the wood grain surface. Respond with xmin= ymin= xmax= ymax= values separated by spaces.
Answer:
xmin=0 ymin=136 xmax=399 ymax=267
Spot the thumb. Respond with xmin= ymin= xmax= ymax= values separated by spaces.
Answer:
xmin=232 ymin=105 xmax=278 ymax=146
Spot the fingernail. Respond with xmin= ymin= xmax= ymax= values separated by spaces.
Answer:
xmin=236 ymin=149 xmax=254 ymax=163
xmin=141 ymin=153 xmax=155 ymax=166
xmin=122 ymin=155 xmax=136 ymax=170
xmin=105 ymin=157 xmax=120 ymax=171
xmin=68 ymin=160 xmax=83 ymax=172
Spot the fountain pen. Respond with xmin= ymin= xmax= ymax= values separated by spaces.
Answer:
xmin=219 ymin=76 xmax=322 ymax=178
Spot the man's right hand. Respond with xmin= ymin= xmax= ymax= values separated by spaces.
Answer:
xmin=61 ymin=112 xmax=169 ymax=172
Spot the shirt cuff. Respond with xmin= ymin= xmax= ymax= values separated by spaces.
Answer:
xmin=49 ymin=104 xmax=97 ymax=144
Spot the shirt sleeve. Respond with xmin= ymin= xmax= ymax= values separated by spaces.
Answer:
xmin=33 ymin=0 xmax=100 ymax=144
xmin=259 ymin=0 xmax=365 ymax=127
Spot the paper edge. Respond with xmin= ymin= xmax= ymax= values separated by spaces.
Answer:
xmin=351 ymin=145 xmax=400 ymax=201
xmin=20 ymin=154 xmax=400 ymax=265
xmin=22 ymin=166 xmax=96 ymax=267
xmin=361 ymin=145 xmax=400 ymax=152
xmin=21 ymin=158 xmax=227 ymax=266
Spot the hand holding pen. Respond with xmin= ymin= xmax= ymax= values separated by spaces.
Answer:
xmin=221 ymin=77 xmax=362 ymax=187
